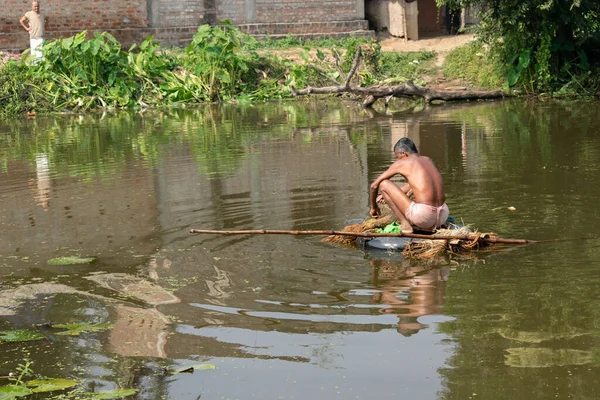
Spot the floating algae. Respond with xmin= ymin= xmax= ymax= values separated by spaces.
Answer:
xmin=81 ymin=388 xmax=138 ymax=399
xmin=0 ymin=384 xmax=32 ymax=398
xmin=46 ymin=256 xmax=96 ymax=266
xmin=27 ymin=378 xmax=79 ymax=393
xmin=0 ymin=329 xmax=45 ymax=343
xmin=53 ymin=322 xmax=114 ymax=336
xmin=504 ymin=347 xmax=593 ymax=368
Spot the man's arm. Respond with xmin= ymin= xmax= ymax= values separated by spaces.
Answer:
xmin=19 ymin=15 xmax=30 ymax=32
xmin=369 ymin=162 xmax=402 ymax=217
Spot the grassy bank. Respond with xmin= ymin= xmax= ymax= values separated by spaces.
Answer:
xmin=443 ymin=41 xmax=507 ymax=90
xmin=0 ymin=24 xmax=453 ymax=117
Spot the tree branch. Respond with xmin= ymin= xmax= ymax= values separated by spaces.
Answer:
xmin=290 ymin=49 xmax=510 ymax=107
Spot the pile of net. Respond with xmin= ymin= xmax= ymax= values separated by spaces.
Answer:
xmin=322 ymin=203 xmax=497 ymax=259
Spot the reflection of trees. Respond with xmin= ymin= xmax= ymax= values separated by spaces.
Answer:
xmin=437 ymin=245 xmax=600 ymax=400
xmin=0 ymin=101 xmax=369 ymax=181
xmin=440 ymin=100 xmax=600 ymax=237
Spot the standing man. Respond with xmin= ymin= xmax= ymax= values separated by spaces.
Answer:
xmin=369 ymin=137 xmax=449 ymax=233
xmin=20 ymin=1 xmax=46 ymax=64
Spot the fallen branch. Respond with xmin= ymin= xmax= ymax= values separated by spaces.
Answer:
xmin=289 ymin=47 xmax=509 ymax=107
xmin=189 ymin=228 xmax=535 ymax=245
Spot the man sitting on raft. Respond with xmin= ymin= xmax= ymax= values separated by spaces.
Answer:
xmin=369 ymin=137 xmax=449 ymax=234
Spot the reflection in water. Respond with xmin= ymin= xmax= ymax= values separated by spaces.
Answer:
xmin=371 ymin=259 xmax=449 ymax=337
xmin=33 ymin=153 xmax=50 ymax=210
xmin=1 ymin=100 xmax=600 ymax=399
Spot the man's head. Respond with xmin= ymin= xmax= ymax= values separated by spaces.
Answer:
xmin=32 ymin=2 xmax=39 ymax=12
xmin=393 ymin=137 xmax=418 ymax=158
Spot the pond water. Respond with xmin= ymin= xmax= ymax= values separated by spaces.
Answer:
xmin=0 ymin=99 xmax=599 ymax=399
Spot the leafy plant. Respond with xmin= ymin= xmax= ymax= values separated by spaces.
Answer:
xmin=47 ymin=256 xmax=96 ymax=266
xmin=8 ymin=361 xmax=33 ymax=387
xmin=184 ymin=22 xmax=255 ymax=101
xmin=437 ymin=0 xmax=600 ymax=94
xmin=53 ymin=322 xmax=114 ymax=336
xmin=0 ymin=330 xmax=45 ymax=343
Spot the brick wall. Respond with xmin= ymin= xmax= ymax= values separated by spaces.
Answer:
xmin=1 ymin=0 xmax=370 ymax=50
xmin=156 ymin=0 xmax=205 ymax=28
xmin=255 ymin=0 xmax=359 ymax=23
xmin=1 ymin=0 xmax=148 ymax=32
xmin=218 ymin=0 xmax=247 ymax=24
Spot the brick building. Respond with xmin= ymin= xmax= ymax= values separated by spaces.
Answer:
xmin=0 ymin=0 xmax=372 ymax=50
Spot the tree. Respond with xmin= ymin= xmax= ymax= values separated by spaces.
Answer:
xmin=437 ymin=0 xmax=600 ymax=92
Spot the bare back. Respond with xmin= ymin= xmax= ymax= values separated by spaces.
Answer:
xmin=394 ymin=154 xmax=445 ymax=206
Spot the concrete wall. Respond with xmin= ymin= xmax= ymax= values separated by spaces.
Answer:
xmin=1 ymin=0 xmax=371 ymax=50
xmin=365 ymin=0 xmax=447 ymax=39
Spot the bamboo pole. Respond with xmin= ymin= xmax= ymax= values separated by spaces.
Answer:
xmin=189 ymin=228 xmax=537 ymax=245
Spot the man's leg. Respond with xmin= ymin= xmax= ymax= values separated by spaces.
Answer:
xmin=379 ymin=180 xmax=413 ymax=233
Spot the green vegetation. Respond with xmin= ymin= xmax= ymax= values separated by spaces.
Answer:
xmin=443 ymin=41 xmax=507 ymax=89
xmin=243 ymin=34 xmax=372 ymax=50
xmin=52 ymin=322 xmax=113 ymax=336
xmin=437 ymin=0 xmax=600 ymax=94
xmin=46 ymin=256 xmax=96 ymax=266
xmin=0 ymin=330 xmax=45 ymax=343
xmin=0 ymin=24 xmax=442 ymax=116
xmin=0 ymin=25 xmax=370 ymax=116
xmin=0 ymin=359 xmax=136 ymax=399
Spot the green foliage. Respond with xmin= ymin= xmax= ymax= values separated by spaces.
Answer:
xmin=47 ymin=256 xmax=96 ymax=265
xmin=244 ymin=35 xmax=373 ymax=51
xmin=0 ymin=384 xmax=32 ymax=399
xmin=0 ymin=60 xmax=51 ymax=116
xmin=378 ymin=51 xmax=437 ymax=84
xmin=0 ymin=330 xmax=45 ymax=343
xmin=53 ymin=322 xmax=114 ymax=336
xmin=444 ymin=41 xmax=507 ymax=89
xmin=436 ymin=0 xmax=600 ymax=94
xmin=8 ymin=361 xmax=33 ymax=388
xmin=27 ymin=379 xmax=79 ymax=393
xmin=80 ymin=388 xmax=138 ymax=399
xmin=184 ymin=22 xmax=256 ymax=101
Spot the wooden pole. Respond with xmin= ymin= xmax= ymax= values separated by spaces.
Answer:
xmin=189 ymin=228 xmax=537 ymax=245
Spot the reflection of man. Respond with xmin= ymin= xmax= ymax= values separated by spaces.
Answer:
xmin=371 ymin=259 xmax=449 ymax=336
xmin=19 ymin=2 xmax=46 ymax=64
xmin=34 ymin=153 xmax=50 ymax=210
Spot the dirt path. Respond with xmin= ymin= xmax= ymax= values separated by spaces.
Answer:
xmin=380 ymin=33 xmax=475 ymax=67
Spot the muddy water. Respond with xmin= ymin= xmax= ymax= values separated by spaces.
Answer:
xmin=0 ymin=100 xmax=599 ymax=399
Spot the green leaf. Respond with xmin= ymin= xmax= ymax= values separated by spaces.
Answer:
xmin=81 ymin=388 xmax=138 ymax=399
xmin=89 ymin=39 xmax=101 ymax=56
xmin=80 ymin=41 xmax=90 ymax=53
xmin=577 ymin=50 xmax=589 ymax=71
xmin=61 ymin=37 xmax=74 ymax=50
xmin=27 ymin=378 xmax=79 ymax=393
xmin=300 ymin=49 xmax=310 ymax=63
xmin=508 ymin=68 xmax=522 ymax=87
xmin=0 ymin=385 xmax=32 ymax=399
xmin=376 ymin=222 xmax=401 ymax=234
xmin=54 ymin=322 xmax=113 ymax=336
xmin=47 ymin=256 xmax=96 ymax=265
xmin=0 ymin=329 xmax=45 ymax=343
xmin=215 ymin=70 xmax=231 ymax=83
xmin=316 ymin=49 xmax=325 ymax=61
xmin=108 ymin=70 xmax=117 ymax=86
xmin=169 ymin=364 xmax=217 ymax=374
xmin=73 ymin=31 xmax=87 ymax=47
xmin=518 ymin=50 xmax=531 ymax=70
